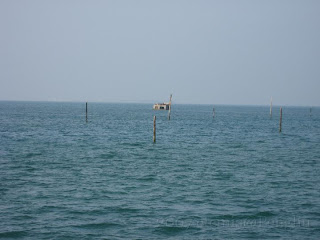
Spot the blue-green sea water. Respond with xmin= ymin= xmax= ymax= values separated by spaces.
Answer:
xmin=1 ymin=101 xmax=320 ymax=239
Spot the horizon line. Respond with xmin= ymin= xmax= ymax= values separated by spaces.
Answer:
xmin=0 ymin=99 xmax=318 ymax=108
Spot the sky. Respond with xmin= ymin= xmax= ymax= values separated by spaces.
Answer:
xmin=0 ymin=0 xmax=319 ymax=106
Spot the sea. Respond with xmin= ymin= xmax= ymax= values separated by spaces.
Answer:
xmin=0 ymin=101 xmax=319 ymax=239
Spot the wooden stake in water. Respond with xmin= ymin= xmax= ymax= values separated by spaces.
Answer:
xmin=168 ymin=94 xmax=172 ymax=120
xmin=86 ymin=102 xmax=88 ymax=122
xmin=270 ymin=96 xmax=272 ymax=118
xmin=153 ymin=116 xmax=156 ymax=143
xmin=279 ymin=107 xmax=282 ymax=132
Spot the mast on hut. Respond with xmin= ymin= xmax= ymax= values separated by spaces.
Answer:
xmin=168 ymin=94 xmax=172 ymax=120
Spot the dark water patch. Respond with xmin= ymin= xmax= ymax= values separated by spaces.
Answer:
xmin=35 ymin=205 xmax=67 ymax=214
xmin=0 ymin=231 xmax=28 ymax=238
xmin=16 ymin=138 xmax=29 ymax=142
xmin=73 ymin=221 xmax=123 ymax=229
xmin=24 ymin=152 xmax=42 ymax=158
xmin=229 ymin=143 xmax=244 ymax=149
xmin=213 ymin=172 xmax=233 ymax=180
xmin=99 ymin=152 xmax=117 ymax=159
xmin=11 ymin=214 xmax=34 ymax=221
xmin=153 ymin=225 xmax=189 ymax=235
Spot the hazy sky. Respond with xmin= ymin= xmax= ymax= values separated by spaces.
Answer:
xmin=1 ymin=0 xmax=319 ymax=106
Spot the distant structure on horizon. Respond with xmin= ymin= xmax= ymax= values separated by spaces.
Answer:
xmin=153 ymin=94 xmax=172 ymax=110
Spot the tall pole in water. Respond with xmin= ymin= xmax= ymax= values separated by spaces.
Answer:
xmin=86 ymin=102 xmax=88 ymax=122
xmin=153 ymin=116 xmax=156 ymax=143
xmin=213 ymin=106 xmax=215 ymax=118
xmin=168 ymin=94 xmax=172 ymax=120
xmin=270 ymin=97 xmax=272 ymax=118
xmin=279 ymin=107 xmax=282 ymax=133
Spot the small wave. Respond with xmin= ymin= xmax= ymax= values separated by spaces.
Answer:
xmin=138 ymin=175 xmax=156 ymax=181
xmin=74 ymin=222 xmax=122 ymax=229
xmin=16 ymin=138 xmax=28 ymax=142
xmin=12 ymin=215 xmax=34 ymax=221
xmin=230 ymin=143 xmax=244 ymax=149
xmin=25 ymin=152 xmax=42 ymax=158
xmin=215 ymin=211 xmax=276 ymax=220
xmin=68 ymin=209 xmax=105 ymax=216
xmin=254 ymin=211 xmax=276 ymax=217
xmin=99 ymin=152 xmax=117 ymax=159
xmin=121 ymin=142 xmax=144 ymax=147
xmin=114 ymin=207 xmax=140 ymax=213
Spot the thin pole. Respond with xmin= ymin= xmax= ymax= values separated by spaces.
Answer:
xmin=279 ymin=107 xmax=282 ymax=132
xmin=153 ymin=116 xmax=156 ymax=143
xmin=270 ymin=97 xmax=272 ymax=118
xmin=213 ymin=106 xmax=215 ymax=118
xmin=86 ymin=102 xmax=88 ymax=122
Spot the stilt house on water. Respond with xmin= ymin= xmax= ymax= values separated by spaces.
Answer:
xmin=153 ymin=94 xmax=172 ymax=110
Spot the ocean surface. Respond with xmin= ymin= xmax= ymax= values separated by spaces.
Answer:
xmin=0 ymin=101 xmax=319 ymax=239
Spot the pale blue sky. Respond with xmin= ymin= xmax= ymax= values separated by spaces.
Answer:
xmin=1 ymin=0 xmax=319 ymax=106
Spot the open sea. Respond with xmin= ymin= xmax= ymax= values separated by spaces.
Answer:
xmin=0 ymin=101 xmax=319 ymax=239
